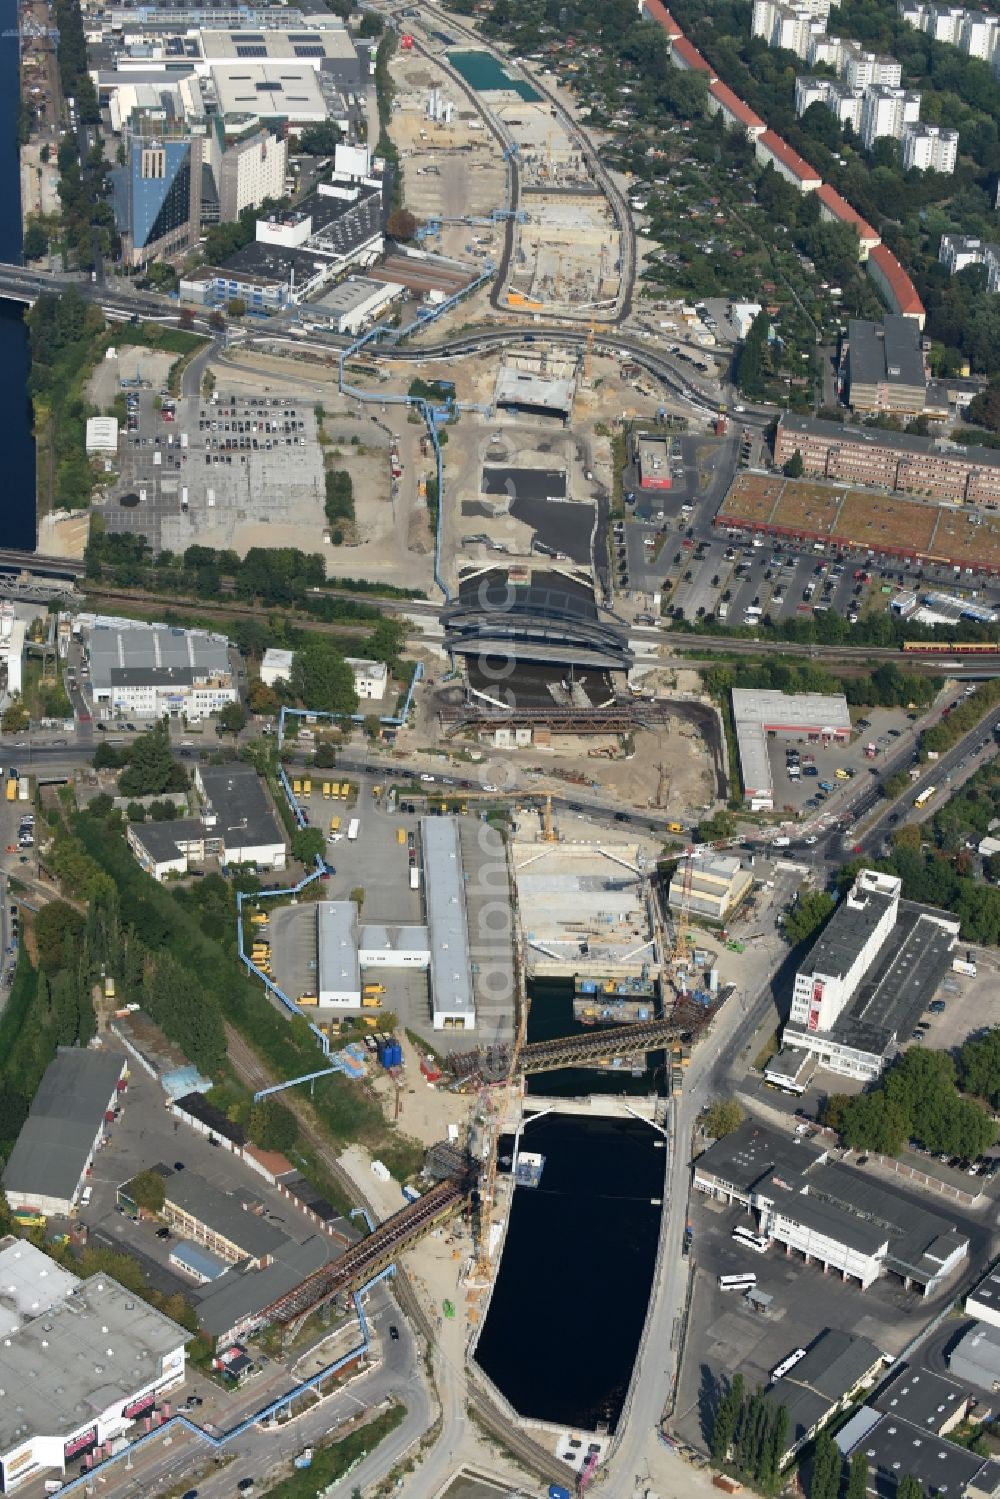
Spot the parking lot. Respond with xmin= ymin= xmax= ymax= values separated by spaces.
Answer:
xmin=767 ymin=706 xmax=917 ymax=821
xmin=672 ymin=1180 xmax=987 ymax=1454
xmin=256 ymin=780 xmax=515 ymax=1051
xmin=84 ymin=1064 xmax=345 ymax=1288
xmin=99 ymin=388 xmax=325 ymax=554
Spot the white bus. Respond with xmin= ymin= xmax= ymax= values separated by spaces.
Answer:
xmin=718 ymin=1273 xmax=757 ymax=1291
xmin=732 ymin=1226 xmax=771 ymax=1255
xmin=770 ymin=1348 xmax=807 ymax=1382
xmin=913 ymin=785 xmax=937 ymax=810
xmin=347 ymin=818 xmax=360 ymax=841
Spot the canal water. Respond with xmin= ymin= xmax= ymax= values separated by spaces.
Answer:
xmin=525 ymin=977 xmax=669 ymax=1099
xmin=474 ymin=1111 xmax=664 ymax=1433
xmin=0 ymin=0 xmax=37 ymax=552
xmin=447 ymin=50 xmax=541 ymax=101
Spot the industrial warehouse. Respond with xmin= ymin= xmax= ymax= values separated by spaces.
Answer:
xmin=731 ymin=688 xmax=852 ymax=811
xmin=694 ymin=1120 xmax=969 ymax=1295
xmin=0 ymin=1240 xmax=188 ymax=1493
xmin=2 ymin=1048 xmax=129 ymax=1219
xmin=767 ymin=869 xmax=960 ymax=1085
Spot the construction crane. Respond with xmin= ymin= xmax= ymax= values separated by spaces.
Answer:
xmin=671 ymin=843 xmax=696 ymax=978
xmin=583 ymin=317 xmax=595 ymax=384
xmin=541 ymin=794 xmax=558 ymax=843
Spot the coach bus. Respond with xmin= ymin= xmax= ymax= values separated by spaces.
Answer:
xmin=732 ymin=1225 xmax=771 ymax=1254
xmin=718 ymin=1273 xmax=757 ymax=1291
xmin=770 ymin=1348 xmax=807 ymax=1382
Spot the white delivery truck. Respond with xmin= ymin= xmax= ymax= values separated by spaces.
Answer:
xmin=347 ymin=818 xmax=360 ymax=841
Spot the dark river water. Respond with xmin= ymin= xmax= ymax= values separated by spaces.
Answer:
xmin=0 ymin=0 xmax=37 ymax=551
xmin=474 ymin=1111 xmax=664 ymax=1433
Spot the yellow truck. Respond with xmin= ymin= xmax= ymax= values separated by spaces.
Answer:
xmin=322 ymin=781 xmax=331 ymax=799
xmin=361 ymin=993 xmax=383 ymax=1009
xmin=329 ymin=782 xmax=341 ymax=798
xmin=297 ymin=993 xmax=318 ymax=1007
xmin=302 ymin=778 xmax=312 ymax=796
xmin=330 ymin=815 xmax=341 ymax=832
xmin=292 ymin=778 xmax=302 ymax=795
xmin=4 ymin=779 xmax=15 ymax=802
xmin=667 ymin=821 xmax=683 ymax=834
xmin=339 ymin=782 xmax=349 ymax=800
xmin=396 ymin=827 xmax=407 ymax=845
xmin=363 ymin=982 xmax=386 ymax=996
xmin=250 ymin=912 xmax=268 ymax=926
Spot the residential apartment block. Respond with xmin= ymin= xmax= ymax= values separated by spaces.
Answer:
xmin=859 ymin=84 xmax=922 ymax=149
xmin=939 ymin=232 xmax=1000 ymax=289
xmin=774 ymin=411 xmax=1000 ymax=504
xmin=843 ymin=45 xmax=902 ymax=88
xmin=899 ymin=0 xmax=1000 ymax=65
xmin=901 ymin=122 xmax=959 ymax=172
xmin=752 ymin=0 xmax=829 ymax=58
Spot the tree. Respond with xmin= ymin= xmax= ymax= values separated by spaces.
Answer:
xmin=292 ymin=825 xmax=326 ymax=865
xmin=783 ymin=448 xmax=805 ymax=479
xmin=784 ymin=889 xmax=835 ymax=947
xmin=298 ymin=120 xmax=343 ymax=156
xmin=34 ymin=901 xmax=84 ymax=973
xmin=363 ymin=713 xmax=381 ymax=742
xmin=847 ymin=1451 xmax=869 ymax=1499
xmin=23 ymin=222 xmax=49 ymax=260
xmin=248 ymin=1098 xmax=298 ymax=1153
xmin=119 ymin=722 xmax=188 ymax=797
xmin=735 ymin=310 xmax=770 ymax=400
xmin=711 ymin=1373 xmax=744 ymax=1463
xmin=811 ymin=1428 xmax=842 ymax=1499
xmin=129 ymin=1169 xmax=165 ymax=1212
xmin=896 ymin=1478 xmax=926 ymax=1499
xmin=218 ymin=702 xmax=248 ymax=739
xmin=291 ymin=640 xmax=358 ymax=716
xmin=704 ymin=1099 xmax=745 ymax=1138
xmin=387 ymin=207 xmax=418 ymax=240
xmin=959 ymin=1029 xmax=1000 ymax=1105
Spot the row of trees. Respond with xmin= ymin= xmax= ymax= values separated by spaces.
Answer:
xmin=84 ymin=530 xmax=424 ymax=610
xmin=823 ymin=1048 xmax=996 ymax=1160
xmin=28 ymin=291 xmax=107 ymax=510
xmin=711 ymin=1375 xmax=789 ymax=1493
xmin=702 ymin=659 xmax=938 ymax=714
xmin=324 ymin=469 xmax=356 ymax=542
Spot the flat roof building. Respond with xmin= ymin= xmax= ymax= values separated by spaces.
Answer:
xmin=0 ymin=1256 xmax=188 ymax=1492
xmin=421 ymin=817 xmax=475 ymax=1031
xmin=731 ymin=687 xmax=851 ymax=810
xmin=81 ymin=618 xmax=236 ymax=723
xmin=773 ymin=411 xmax=1000 ymax=507
xmin=668 ymin=852 xmax=753 ymax=923
xmin=695 ymin=1120 xmax=969 ymax=1296
xmin=162 ymin=1171 xmax=286 ymax=1266
xmin=208 ymin=63 xmax=329 ymax=125
xmin=774 ymin=870 xmax=959 ymax=1081
xmin=318 ymin=900 xmax=362 ymax=1009
xmin=637 ymin=434 xmax=672 ymax=491
xmin=839 ymin=1410 xmax=994 ymax=1497
xmin=127 ymin=817 xmax=206 ymax=882
xmin=260 ymin=647 xmax=294 ymax=686
xmin=949 ymin=1320 xmax=1000 ymax=1393
xmin=844 ymin=316 xmax=927 ymax=414
xmin=312 ymin=276 xmax=404 ymax=336
xmin=344 ymin=656 xmax=388 ymax=701
xmin=2 ymin=1048 xmax=128 ymax=1219
xmin=967 ymin=1265 xmax=1000 ymax=1328
xmin=876 ymin=1364 xmax=970 ymax=1435
xmin=195 ymin=762 xmax=286 ymax=871
xmin=767 ymin=1328 xmax=885 ymax=1462
xmin=85 ymin=416 xmax=120 ymax=453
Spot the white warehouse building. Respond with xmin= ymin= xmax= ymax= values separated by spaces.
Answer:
xmin=0 ymin=1241 xmax=188 ymax=1492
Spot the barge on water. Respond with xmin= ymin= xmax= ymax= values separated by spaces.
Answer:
xmin=574 ymin=973 xmax=658 ymax=1025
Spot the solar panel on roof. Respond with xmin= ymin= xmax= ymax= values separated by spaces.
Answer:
xmin=293 ymin=43 xmax=324 ymax=55
xmin=236 ymin=41 xmax=266 ymax=55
